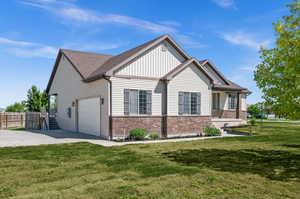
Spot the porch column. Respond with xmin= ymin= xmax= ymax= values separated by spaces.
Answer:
xmin=236 ymin=92 xmax=240 ymax=119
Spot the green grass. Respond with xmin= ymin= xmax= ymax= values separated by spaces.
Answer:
xmin=0 ymin=122 xmax=300 ymax=199
xmin=6 ymin=127 xmax=25 ymax=131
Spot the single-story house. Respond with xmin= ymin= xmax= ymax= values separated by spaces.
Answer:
xmin=46 ymin=34 xmax=250 ymax=139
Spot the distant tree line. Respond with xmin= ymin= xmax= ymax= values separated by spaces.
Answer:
xmin=5 ymin=86 xmax=48 ymax=113
xmin=247 ymin=102 xmax=274 ymax=119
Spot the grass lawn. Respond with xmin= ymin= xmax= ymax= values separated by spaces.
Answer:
xmin=0 ymin=122 xmax=300 ymax=199
xmin=6 ymin=127 xmax=25 ymax=131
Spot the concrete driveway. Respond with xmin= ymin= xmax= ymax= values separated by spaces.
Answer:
xmin=0 ymin=130 xmax=109 ymax=147
xmin=0 ymin=129 xmax=242 ymax=147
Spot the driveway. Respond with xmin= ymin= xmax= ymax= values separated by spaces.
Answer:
xmin=0 ymin=129 xmax=242 ymax=147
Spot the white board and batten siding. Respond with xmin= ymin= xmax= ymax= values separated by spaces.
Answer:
xmin=48 ymin=55 xmax=110 ymax=138
xmin=167 ymin=63 xmax=212 ymax=116
xmin=115 ymin=41 xmax=186 ymax=78
xmin=110 ymin=77 xmax=163 ymax=116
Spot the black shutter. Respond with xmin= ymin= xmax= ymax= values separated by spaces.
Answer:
xmin=146 ymin=90 xmax=152 ymax=115
xmin=124 ymin=89 xmax=130 ymax=115
xmin=178 ymin=92 xmax=184 ymax=115
xmin=197 ymin=92 xmax=201 ymax=114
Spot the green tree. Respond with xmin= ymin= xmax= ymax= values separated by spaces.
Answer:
xmin=247 ymin=104 xmax=261 ymax=116
xmin=247 ymin=102 xmax=265 ymax=117
xmin=26 ymin=86 xmax=48 ymax=112
xmin=254 ymin=0 xmax=300 ymax=120
xmin=5 ymin=102 xmax=26 ymax=112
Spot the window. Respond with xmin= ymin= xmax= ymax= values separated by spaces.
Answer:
xmin=67 ymin=107 xmax=72 ymax=118
xmin=49 ymin=95 xmax=58 ymax=114
xmin=179 ymin=92 xmax=201 ymax=115
xmin=212 ymin=93 xmax=220 ymax=110
xmin=124 ymin=89 xmax=152 ymax=115
xmin=228 ymin=94 xmax=237 ymax=109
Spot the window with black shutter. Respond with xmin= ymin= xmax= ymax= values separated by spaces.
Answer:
xmin=178 ymin=92 xmax=201 ymax=115
xmin=124 ymin=89 xmax=152 ymax=115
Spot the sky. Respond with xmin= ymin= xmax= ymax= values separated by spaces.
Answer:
xmin=0 ymin=0 xmax=291 ymax=108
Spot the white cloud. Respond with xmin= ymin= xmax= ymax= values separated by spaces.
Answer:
xmin=0 ymin=37 xmax=36 ymax=47
xmin=240 ymin=66 xmax=255 ymax=71
xmin=221 ymin=31 xmax=271 ymax=50
xmin=0 ymin=36 xmax=58 ymax=59
xmin=8 ymin=46 xmax=58 ymax=59
xmin=22 ymin=0 xmax=205 ymax=48
xmin=212 ymin=0 xmax=235 ymax=8
xmin=63 ymin=42 xmax=124 ymax=52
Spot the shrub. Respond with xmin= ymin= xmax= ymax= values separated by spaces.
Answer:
xmin=129 ymin=128 xmax=148 ymax=140
xmin=148 ymin=133 xmax=160 ymax=140
xmin=203 ymin=126 xmax=221 ymax=136
xmin=249 ymin=119 xmax=256 ymax=126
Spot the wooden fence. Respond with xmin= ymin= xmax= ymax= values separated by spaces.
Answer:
xmin=0 ymin=112 xmax=25 ymax=129
xmin=0 ymin=112 xmax=48 ymax=130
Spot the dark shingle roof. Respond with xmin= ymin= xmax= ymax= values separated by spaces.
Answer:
xmin=61 ymin=49 xmax=113 ymax=79
xmin=46 ymin=34 xmax=250 ymax=94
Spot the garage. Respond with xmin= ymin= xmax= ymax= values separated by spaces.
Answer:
xmin=78 ymin=97 xmax=101 ymax=137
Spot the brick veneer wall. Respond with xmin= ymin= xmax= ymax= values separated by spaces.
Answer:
xmin=239 ymin=111 xmax=247 ymax=120
xmin=166 ymin=116 xmax=211 ymax=136
xmin=111 ymin=115 xmax=213 ymax=138
xmin=212 ymin=110 xmax=247 ymax=120
xmin=111 ymin=116 xmax=162 ymax=138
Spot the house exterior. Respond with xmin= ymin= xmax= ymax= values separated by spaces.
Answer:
xmin=46 ymin=35 xmax=250 ymax=140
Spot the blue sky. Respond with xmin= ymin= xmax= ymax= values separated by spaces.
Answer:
xmin=0 ymin=0 xmax=290 ymax=108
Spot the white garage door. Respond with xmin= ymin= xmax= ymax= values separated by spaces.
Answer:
xmin=78 ymin=97 xmax=101 ymax=136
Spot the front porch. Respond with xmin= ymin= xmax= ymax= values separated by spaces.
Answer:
xmin=211 ymin=90 xmax=248 ymax=120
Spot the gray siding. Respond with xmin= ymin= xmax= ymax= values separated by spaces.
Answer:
xmin=49 ymin=55 xmax=110 ymax=138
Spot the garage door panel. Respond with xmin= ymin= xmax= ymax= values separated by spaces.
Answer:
xmin=78 ymin=97 xmax=101 ymax=136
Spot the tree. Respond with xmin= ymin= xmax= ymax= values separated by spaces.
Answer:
xmin=254 ymin=0 xmax=300 ymax=120
xmin=5 ymin=102 xmax=26 ymax=112
xmin=247 ymin=103 xmax=265 ymax=117
xmin=26 ymin=85 xmax=48 ymax=112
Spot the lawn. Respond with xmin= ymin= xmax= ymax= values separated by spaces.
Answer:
xmin=0 ymin=122 xmax=300 ymax=199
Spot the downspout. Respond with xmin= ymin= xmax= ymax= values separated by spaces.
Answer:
xmin=162 ymin=80 xmax=169 ymax=138
xmin=103 ymin=76 xmax=113 ymax=140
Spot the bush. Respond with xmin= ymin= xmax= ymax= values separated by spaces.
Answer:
xmin=249 ymin=119 xmax=256 ymax=126
xmin=204 ymin=126 xmax=221 ymax=136
xmin=129 ymin=128 xmax=148 ymax=140
xmin=148 ymin=133 xmax=160 ymax=140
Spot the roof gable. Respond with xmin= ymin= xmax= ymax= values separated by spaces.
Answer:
xmin=46 ymin=49 xmax=112 ymax=93
xmin=114 ymin=40 xmax=186 ymax=78
xmin=85 ymin=34 xmax=190 ymax=81
xmin=161 ymin=58 xmax=214 ymax=83
xmin=200 ymin=59 xmax=230 ymax=85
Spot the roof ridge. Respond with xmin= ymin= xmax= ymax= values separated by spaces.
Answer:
xmin=61 ymin=49 xmax=114 ymax=57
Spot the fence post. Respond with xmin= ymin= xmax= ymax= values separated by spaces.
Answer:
xmin=21 ymin=114 xmax=24 ymax=127
xmin=6 ymin=114 xmax=8 ymax=129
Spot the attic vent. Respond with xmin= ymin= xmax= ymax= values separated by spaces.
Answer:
xmin=161 ymin=45 xmax=167 ymax=52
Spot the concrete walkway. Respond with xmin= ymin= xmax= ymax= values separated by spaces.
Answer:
xmin=0 ymin=129 xmax=242 ymax=147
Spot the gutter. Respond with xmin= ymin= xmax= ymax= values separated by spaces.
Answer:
xmin=103 ymin=76 xmax=113 ymax=140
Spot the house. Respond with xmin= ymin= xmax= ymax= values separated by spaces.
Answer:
xmin=46 ymin=35 xmax=250 ymax=140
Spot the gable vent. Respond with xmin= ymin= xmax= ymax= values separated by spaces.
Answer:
xmin=161 ymin=45 xmax=167 ymax=52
